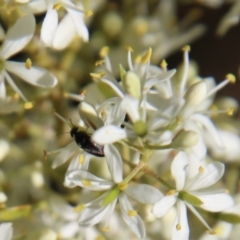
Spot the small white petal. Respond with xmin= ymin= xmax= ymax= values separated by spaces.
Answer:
xmin=52 ymin=142 xmax=77 ymax=169
xmin=104 ymin=144 xmax=123 ymax=183
xmin=152 ymin=195 xmax=177 ymax=218
xmin=0 ymin=14 xmax=35 ymax=59
xmin=52 ymin=14 xmax=76 ymax=50
xmin=58 ymin=222 xmax=79 ymax=239
xmin=185 ymin=162 xmax=225 ymax=191
xmin=0 ymin=223 xmax=13 ymax=240
xmin=143 ymin=69 xmax=176 ymax=94
xmin=119 ymin=194 xmax=146 ymax=239
xmin=5 ymin=61 xmax=57 ymax=88
xmin=172 ymin=201 xmax=189 ymax=240
xmin=41 ymin=7 xmax=58 ymax=47
xmin=171 ymin=151 xmax=188 ymax=191
xmin=66 ymin=7 xmax=89 ymax=41
xmin=79 ymin=200 xmax=117 ymax=226
xmin=100 ymin=78 xmax=125 ymax=98
xmin=120 ymin=96 xmax=140 ymax=122
xmin=20 ymin=0 xmax=47 ymax=14
xmin=66 ymin=170 xmax=113 ymax=190
xmin=125 ymin=184 xmax=163 ymax=204
xmin=191 ymin=114 xmax=224 ymax=149
xmin=197 ymin=193 xmax=234 ymax=212
xmin=92 ymin=125 xmax=127 ymax=144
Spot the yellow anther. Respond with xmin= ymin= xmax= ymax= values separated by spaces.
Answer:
xmin=226 ymin=73 xmax=236 ymax=84
xmin=13 ymin=93 xmax=19 ymax=99
xmin=99 ymin=46 xmax=110 ymax=58
xmin=82 ymin=179 xmax=92 ymax=187
xmin=160 ymin=59 xmax=168 ymax=69
xmin=74 ymin=204 xmax=86 ymax=212
xmin=24 ymin=101 xmax=34 ymax=109
xmin=86 ymin=10 xmax=93 ymax=17
xmin=227 ymin=107 xmax=235 ymax=116
xmin=207 ymin=230 xmax=216 ymax=235
xmin=141 ymin=47 xmax=152 ymax=64
xmin=80 ymin=89 xmax=86 ymax=97
xmin=128 ymin=210 xmax=137 ymax=217
xmin=90 ymin=72 xmax=106 ymax=78
xmin=118 ymin=182 xmax=128 ymax=191
xmin=25 ymin=58 xmax=32 ymax=69
xmin=63 ymin=91 xmax=68 ymax=98
xmin=95 ymin=60 xmax=105 ymax=66
xmin=78 ymin=154 xmax=84 ymax=165
xmin=176 ymin=223 xmax=181 ymax=230
xmin=53 ymin=3 xmax=62 ymax=11
xmin=134 ymin=55 xmax=142 ymax=64
xmin=182 ymin=45 xmax=191 ymax=52
xmin=166 ymin=189 xmax=176 ymax=196
xmin=125 ymin=45 xmax=134 ymax=52
xmin=198 ymin=166 xmax=204 ymax=174
xmin=96 ymin=235 xmax=105 ymax=240
xmin=101 ymin=227 xmax=110 ymax=232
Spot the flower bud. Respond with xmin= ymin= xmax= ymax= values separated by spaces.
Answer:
xmin=123 ymin=71 xmax=141 ymax=99
xmin=133 ymin=120 xmax=147 ymax=137
xmin=171 ymin=130 xmax=199 ymax=148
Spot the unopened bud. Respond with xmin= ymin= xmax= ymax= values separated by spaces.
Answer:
xmin=123 ymin=71 xmax=141 ymax=99
xmin=133 ymin=120 xmax=147 ymax=137
xmin=172 ymin=130 xmax=199 ymax=148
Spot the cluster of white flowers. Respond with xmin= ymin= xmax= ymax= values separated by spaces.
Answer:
xmin=1 ymin=1 xmax=240 ymax=240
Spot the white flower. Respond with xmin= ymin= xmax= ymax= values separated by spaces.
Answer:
xmin=0 ymin=223 xmax=13 ymax=240
xmin=152 ymin=151 xmax=234 ymax=240
xmin=0 ymin=14 xmax=57 ymax=102
xmin=66 ymin=144 xmax=163 ymax=238
xmin=22 ymin=0 xmax=89 ymax=49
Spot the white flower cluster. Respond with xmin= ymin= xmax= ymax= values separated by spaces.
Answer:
xmin=0 ymin=1 xmax=240 ymax=240
xmin=49 ymin=46 xmax=236 ymax=239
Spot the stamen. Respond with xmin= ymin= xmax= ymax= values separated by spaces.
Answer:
xmin=141 ymin=47 xmax=152 ymax=64
xmin=166 ymin=189 xmax=176 ymax=196
xmin=63 ymin=91 xmax=85 ymax=102
xmin=128 ymin=210 xmax=137 ymax=217
xmin=86 ymin=10 xmax=93 ymax=17
xmin=198 ymin=166 xmax=204 ymax=173
xmin=74 ymin=204 xmax=86 ymax=212
xmin=78 ymin=154 xmax=84 ymax=165
xmin=95 ymin=60 xmax=105 ymax=66
xmin=25 ymin=58 xmax=32 ymax=69
xmin=118 ymin=182 xmax=128 ymax=190
xmin=125 ymin=45 xmax=134 ymax=71
xmin=90 ymin=72 xmax=106 ymax=79
xmin=179 ymin=45 xmax=190 ymax=96
xmin=197 ymin=107 xmax=235 ymax=117
xmin=82 ymin=179 xmax=92 ymax=187
xmin=186 ymin=203 xmax=214 ymax=232
xmin=53 ymin=3 xmax=62 ymax=11
xmin=160 ymin=59 xmax=168 ymax=70
xmin=205 ymin=74 xmax=236 ymax=99
xmin=24 ymin=101 xmax=34 ymax=109
xmin=176 ymin=223 xmax=181 ymax=230
xmin=52 ymin=109 xmax=70 ymax=126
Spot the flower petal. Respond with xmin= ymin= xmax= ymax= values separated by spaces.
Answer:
xmin=0 ymin=223 xmax=13 ymax=240
xmin=120 ymin=96 xmax=140 ymax=122
xmin=104 ymin=144 xmax=123 ymax=183
xmin=171 ymin=151 xmax=188 ymax=191
xmin=52 ymin=14 xmax=76 ymax=50
xmin=125 ymin=184 xmax=163 ymax=204
xmin=41 ymin=7 xmax=58 ymax=47
xmin=92 ymin=125 xmax=127 ymax=144
xmin=5 ymin=61 xmax=58 ymax=88
xmin=185 ymin=162 xmax=225 ymax=191
xmin=66 ymin=170 xmax=113 ymax=191
xmin=0 ymin=72 xmax=6 ymax=98
xmin=119 ymin=194 xmax=146 ymax=239
xmin=197 ymin=193 xmax=234 ymax=212
xmin=52 ymin=142 xmax=77 ymax=169
xmin=172 ymin=201 xmax=189 ymax=240
xmin=79 ymin=201 xmax=116 ymax=227
xmin=66 ymin=6 xmax=89 ymax=41
xmin=152 ymin=195 xmax=177 ymax=218
xmin=0 ymin=14 xmax=35 ymax=59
